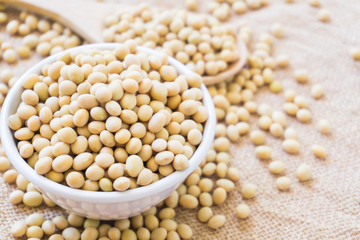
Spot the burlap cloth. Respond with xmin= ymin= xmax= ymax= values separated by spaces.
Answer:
xmin=1 ymin=0 xmax=360 ymax=239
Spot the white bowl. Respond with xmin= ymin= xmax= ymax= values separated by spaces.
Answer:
xmin=0 ymin=43 xmax=216 ymax=220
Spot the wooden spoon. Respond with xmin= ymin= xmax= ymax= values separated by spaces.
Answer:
xmin=0 ymin=0 xmax=248 ymax=85
xmin=202 ymin=37 xmax=248 ymax=85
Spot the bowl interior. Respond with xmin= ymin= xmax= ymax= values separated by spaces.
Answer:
xmin=0 ymin=43 xmax=216 ymax=204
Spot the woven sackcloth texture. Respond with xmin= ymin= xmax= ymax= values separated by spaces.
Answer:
xmin=1 ymin=0 xmax=360 ymax=239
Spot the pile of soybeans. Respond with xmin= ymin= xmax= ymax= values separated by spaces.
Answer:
xmin=0 ymin=0 xmax=354 ymax=239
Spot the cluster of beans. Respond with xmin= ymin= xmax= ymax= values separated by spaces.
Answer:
xmin=8 ymin=173 xmax=57 ymax=207
xmin=0 ymin=8 xmax=82 ymax=106
xmin=208 ymin=0 xmax=269 ymax=21
xmin=203 ymin=0 xmax=328 ymax=22
xmin=103 ymin=6 xmax=240 ymax=77
xmin=9 ymin=41 xmax=208 ymax=192
xmin=206 ymin=23 xmax=332 ymax=192
xmin=1 ymin=8 xmax=82 ymax=64
xmin=0 ymin=6 xmax=242 ymax=239
xmin=0 ymin=1 xmax=339 ymax=239
xmin=3 ymin=134 xmax=243 ymax=238
xmin=11 ymin=211 xmax=194 ymax=240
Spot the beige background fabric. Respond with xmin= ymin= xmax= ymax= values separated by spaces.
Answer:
xmin=1 ymin=0 xmax=360 ymax=239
